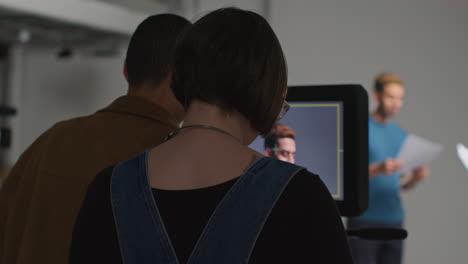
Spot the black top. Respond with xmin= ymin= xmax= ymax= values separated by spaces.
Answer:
xmin=70 ymin=167 xmax=353 ymax=264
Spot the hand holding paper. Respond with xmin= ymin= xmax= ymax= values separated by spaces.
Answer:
xmin=380 ymin=159 xmax=403 ymax=175
xmin=411 ymin=166 xmax=430 ymax=181
xmin=397 ymin=134 xmax=442 ymax=174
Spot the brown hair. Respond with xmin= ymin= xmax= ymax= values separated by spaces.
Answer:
xmin=172 ymin=7 xmax=288 ymax=135
xmin=125 ymin=14 xmax=190 ymax=88
xmin=374 ymin=72 xmax=404 ymax=93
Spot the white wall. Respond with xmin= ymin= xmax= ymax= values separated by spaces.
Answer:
xmin=10 ymin=45 xmax=127 ymax=159
xmin=268 ymin=0 xmax=468 ymax=263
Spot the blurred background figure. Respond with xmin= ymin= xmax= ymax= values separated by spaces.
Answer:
xmin=348 ymin=73 xmax=429 ymax=264
xmin=0 ymin=14 xmax=190 ymax=264
xmin=264 ymin=123 xmax=296 ymax=164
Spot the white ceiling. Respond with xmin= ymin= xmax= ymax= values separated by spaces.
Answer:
xmin=0 ymin=0 xmax=146 ymax=47
xmin=97 ymin=0 xmax=270 ymax=21
xmin=97 ymin=0 xmax=170 ymax=14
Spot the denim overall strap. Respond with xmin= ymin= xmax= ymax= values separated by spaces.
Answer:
xmin=188 ymin=157 xmax=304 ymax=264
xmin=111 ymin=151 xmax=179 ymax=264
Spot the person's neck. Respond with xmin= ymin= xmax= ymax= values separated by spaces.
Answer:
xmin=127 ymin=80 xmax=184 ymax=122
xmin=182 ymin=100 xmax=255 ymax=146
xmin=371 ymin=110 xmax=390 ymax=124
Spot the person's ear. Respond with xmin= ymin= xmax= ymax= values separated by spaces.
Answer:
xmin=264 ymin=148 xmax=272 ymax=157
xmin=373 ymin=91 xmax=380 ymax=103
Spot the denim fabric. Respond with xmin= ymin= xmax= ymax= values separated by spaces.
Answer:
xmin=111 ymin=150 xmax=303 ymax=264
xmin=111 ymin=151 xmax=178 ymax=264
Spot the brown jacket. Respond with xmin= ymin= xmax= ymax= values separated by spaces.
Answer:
xmin=0 ymin=96 xmax=179 ymax=264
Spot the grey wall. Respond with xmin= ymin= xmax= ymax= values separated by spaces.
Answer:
xmin=12 ymin=46 xmax=127 ymax=158
xmin=269 ymin=0 xmax=468 ymax=263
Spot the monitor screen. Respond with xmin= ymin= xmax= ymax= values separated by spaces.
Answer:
xmin=249 ymin=101 xmax=344 ymax=200
xmin=250 ymin=85 xmax=368 ymax=217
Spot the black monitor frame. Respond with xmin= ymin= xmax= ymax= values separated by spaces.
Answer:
xmin=286 ymin=84 xmax=368 ymax=217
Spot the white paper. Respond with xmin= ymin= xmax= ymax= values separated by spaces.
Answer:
xmin=456 ymin=143 xmax=468 ymax=171
xmin=397 ymin=134 xmax=443 ymax=174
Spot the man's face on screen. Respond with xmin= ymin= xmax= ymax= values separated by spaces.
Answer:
xmin=377 ymin=83 xmax=405 ymax=118
xmin=275 ymin=137 xmax=296 ymax=164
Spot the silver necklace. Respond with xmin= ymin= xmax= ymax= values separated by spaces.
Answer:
xmin=164 ymin=124 xmax=241 ymax=143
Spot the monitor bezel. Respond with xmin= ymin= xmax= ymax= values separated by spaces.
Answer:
xmin=286 ymin=84 xmax=368 ymax=217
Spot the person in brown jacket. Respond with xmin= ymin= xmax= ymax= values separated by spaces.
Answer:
xmin=0 ymin=14 xmax=190 ymax=264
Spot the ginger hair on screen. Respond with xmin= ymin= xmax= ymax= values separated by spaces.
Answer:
xmin=271 ymin=123 xmax=295 ymax=139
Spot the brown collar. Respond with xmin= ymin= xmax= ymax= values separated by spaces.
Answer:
xmin=97 ymin=95 xmax=180 ymax=128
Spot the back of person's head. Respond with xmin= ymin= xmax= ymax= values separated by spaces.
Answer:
xmin=264 ymin=123 xmax=295 ymax=150
xmin=125 ymin=14 xmax=190 ymax=89
xmin=374 ymin=72 xmax=404 ymax=93
xmin=172 ymin=7 xmax=287 ymax=136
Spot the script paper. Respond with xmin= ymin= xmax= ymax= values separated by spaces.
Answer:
xmin=397 ymin=134 xmax=442 ymax=174
xmin=457 ymin=143 xmax=468 ymax=171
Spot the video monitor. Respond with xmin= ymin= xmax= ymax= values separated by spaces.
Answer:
xmin=249 ymin=85 xmax=368 ymax=216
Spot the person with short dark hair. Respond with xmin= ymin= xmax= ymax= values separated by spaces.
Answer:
xmin=264 ymin=123 xmax=296 ymax=164
xmin=348 ymin=72 xmax=429 ymax=264
xmin=0 ymin=14 xmax=190 ymax=264
xmin=71 ymin=7 xmax=353 ymax=264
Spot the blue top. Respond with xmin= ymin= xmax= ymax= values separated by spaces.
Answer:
xmin=354 ymin=117 xmax=408 ymax=224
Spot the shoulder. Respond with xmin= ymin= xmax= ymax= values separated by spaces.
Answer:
xmin=24 ymin=115 xmax=95 ymax=151
xmin=258 ymin=158 xmax=330 ymax=201
xmin=382 ymin=119 xmax=405 ymax=133
xmin=258 ymin=157 xmax=338 ymax=216
xmin=272 ymin=166 xmax=343 ymax=228
xmin=282 ymin=169 xmax=335 ymax=206
xmin=19 ymin=115 xmax=97 ymax=167
xmin=46 ymin=115 xmax=95 ymax=135
xmin=287 ymin=169 xmax=323 ymax=191
xmin=258 ymin=159 xmax=328 ymax=198
xmin=7 ymin=117 xmax=82 ymax=167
